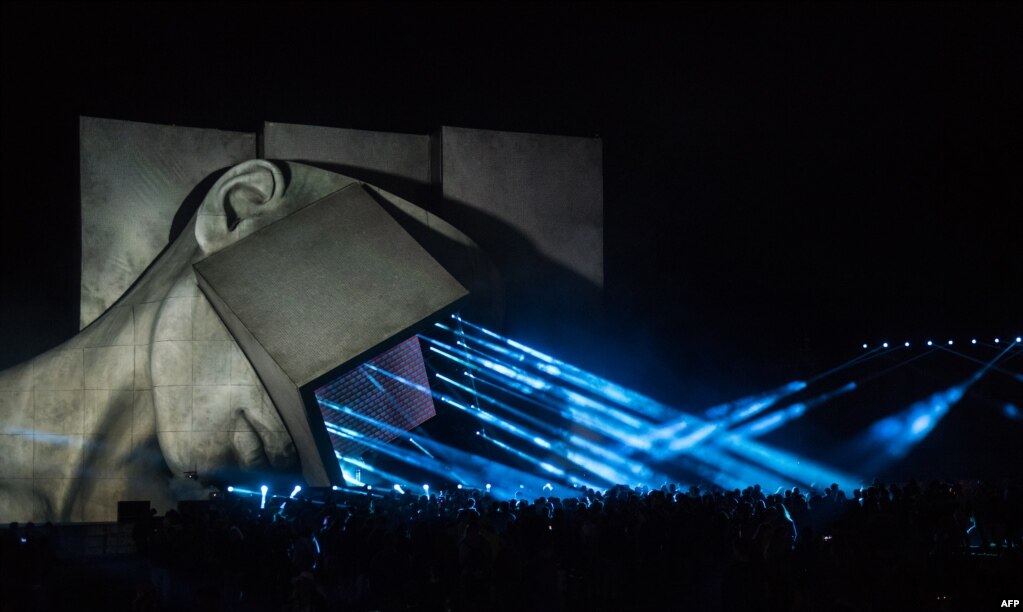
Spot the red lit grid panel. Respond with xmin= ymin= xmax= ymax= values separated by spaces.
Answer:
xmin=315 ymin=336 xmax=436 ymax=457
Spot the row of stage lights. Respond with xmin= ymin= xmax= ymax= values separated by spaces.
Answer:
xmin=224 ymin=481 xmax=556 ymax=505
xmin=863 ymin=337 xmax=1021 ymax=349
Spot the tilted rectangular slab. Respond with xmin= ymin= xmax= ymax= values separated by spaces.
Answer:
xmin=193 ymin=184 xmax=467 ymax=485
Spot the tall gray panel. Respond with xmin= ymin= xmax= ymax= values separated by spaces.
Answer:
xmin=80 ymin=117 xmax=256 ymax=328
xmin=438 ymin=126 xmax=603 ymax=288
xmin=262 ymin=122 xmax=430 ymax=195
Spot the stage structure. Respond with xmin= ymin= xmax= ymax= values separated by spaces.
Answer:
xmin=0 ymin=118 xmax=604 ymax=523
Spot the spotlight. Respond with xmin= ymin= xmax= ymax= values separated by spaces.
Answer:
xmin=290 ymin=485 xmax=302 ymax=499
xmin=393 ymin=484 xmax=405 ymax=494
xmin=367 ymin=485 xmax=373 ymax=490
xmin=260 ymin=485 xmax=268 ymax=510
xmin=1016 ymin=337 xmax=1021 ymax=343
xmin=331 ymin=485 xmax=339 ymax=491
xmin=519 ymin=484 xmax=525 ymax=489
xmin=972 ymin=339 xmax=977 ymax=344
xmin=863 ymin=343 xmax=868 ymax=349
xmin=423 ymin=484 xmax=430 ymax=494
xmin=904 ymin=342 xmax=910 ymax=347
xmin=995 ymin=338 xmax=1000 ymax=343
xmin=485 ymin=483 xmax=492 ymax=491
xmin=882 ymin=342 xmax=889 ymax=348
xmin=227 ymin=486 xmax=235 ymax=493
xmin=948 ymin=340 xmax=953 ymax=345
xmin=475 ymin=430 xmax=481 ymax=436
xmin=543 ymin=483 xmax=553 ymax=491
xmin=457 ymin=484 xmax=463 ymax=489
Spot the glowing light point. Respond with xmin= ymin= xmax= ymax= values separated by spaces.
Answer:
xmin=393 ymin=484 xmax=405 ymax=494
xmin=927 ymin=341 xmax=933 ymax=346
xmin=367 ymin=485 xmax=372 ymax=490
xmin=423 ymin=484 xmax=430 ymax=493
xmin=862 ymin=343 xmax=868 ymax=349
xmin=290 ymin=485 xmax=302 ymax=499
xmin=904 ymin=342 xmax=910 ymax=347
xmin=457 ymin=484 xmax=463 ymax=490
xmin=227 ymin=486 xmax=234 ymax=493
xmin=971 ymin=339 xmax=977 ymax=344
xmin=995 ymin=338 xmax=1000 ymax=343
xmin=1016 ymin=337 xmax=1021 ymax=343
xmin=331 ymin=485 xmax=339 ymax=491
xmin=485 ymin=483 xmax=492 ymax=491
xmin=260 ymin=485 xmax=268 ymax=510
xmin=948 ymin=340 xmax=953 ymax=345
xmin=882 ymin=342 xmax=889 ymax=348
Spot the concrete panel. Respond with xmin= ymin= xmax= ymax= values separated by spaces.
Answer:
xmin=192 ymin=341 xmax=233 ymax=386
xmin=134 ymin=345 xmax=152 ymax=389
xmin=132 ymin=390 xmax=156 ymax=438
xmin=153 ymin=297 xmax=196 ymax=342
xmin=192 ymin=297 xmax=231 ymax=341
xmin=229 ymin=343 xmax=261 ymax=386
xmin=78 ymin=478 xmax=130 ymax=522
xmin=79 ymin=117 xmax=255 ymax=328
xmin=153 ymin=386 xmax=192 ymax=432
xmin=34 ymin=390 xmax=84 ymax=435
xmin=150 ymin=341 xmax=193 ymax=386
xmin=84 ymin=426 xmax=133 ymax=478
xmin=0 ymin=362 xmax=33 ymax=391
xmin=132 ymin=302 xmax=161 ymax=345
xmin=192 ymin=385 xmax=232 ymax=432
xmin=263 ymin=122 xmax=431 ymax=185
xmin=0 ymin=391 xmax=34 ymax=433
xmin=83 ymin=346 xmax=134 ymax=390
xmin=33 ymin=435 xmax=84 ymax=479
xmin=439 ymin=126 xmax=603 ymax=287
xmin=83 ymin=390 xmax=133 ymax=434
xmin=32 ymin=349 xmax=84 ymax=391
xmin=0 ymin=435 xmax=34 ymax=478
xmin=80 ymin=305 xmax=135 ymax=348
xmin=193 ymin=430 xmax=233 ymax=475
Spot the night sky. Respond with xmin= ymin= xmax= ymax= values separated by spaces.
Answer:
xmin=2 ymin=2 xmax=1021 ymax=415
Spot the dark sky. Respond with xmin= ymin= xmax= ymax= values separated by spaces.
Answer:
xmin=2 ymin=2 xmax=1021 ymax=404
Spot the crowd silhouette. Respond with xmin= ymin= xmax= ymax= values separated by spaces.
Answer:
xmin=2 ymin=479 xmax=1021 ymax=611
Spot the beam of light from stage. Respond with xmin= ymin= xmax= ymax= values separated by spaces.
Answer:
xmin=324 ymin=393 xmax=575 ymax=497
xmin=428 ymin=317 xmax=863 ymax=491
xmin=400 ymin=364 xmax=665 ymax=488
xmin=732 ymin=381 xmax=858 ymax=438
xmin=931 ymin=342 xmax=1023 ymax=383
xmin=323 ymin=420 xmax=465 ymax=483
xmin=806 ymin=344 xmax=889 ymax=384
xmin=478 ymin=431 xmax=565 ymax=477
xmin=702 ymin=380 xmax=808 ymax=422
xmin=443 ymin=317 xmax=679 ymax=420
xmin=434 ymin=372 xmax=564 ymax=437
xmin=422 ymin=336 xmax=653 ymax=430
xmin=854 ymin=382 xmax=969 ymax=471
xmin=260 ymin=485 xmax=268 ymax=509
xmin=408 ymin=437 xmax=435 ymax=459
xmin=426 ymin=345 xmax=655 ymax=450
xmin=338 ymin=454 xmax=405 ymax=487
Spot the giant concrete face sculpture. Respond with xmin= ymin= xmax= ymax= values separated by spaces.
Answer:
xmin=0 ymin=160 xmax=484 ymax=522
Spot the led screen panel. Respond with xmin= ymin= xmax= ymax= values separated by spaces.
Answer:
xmin=315 ymin=336 xmax=436 ymax=457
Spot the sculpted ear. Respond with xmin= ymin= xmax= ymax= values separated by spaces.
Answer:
xmin=196 ymin=159 xmax=286 ymax=254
